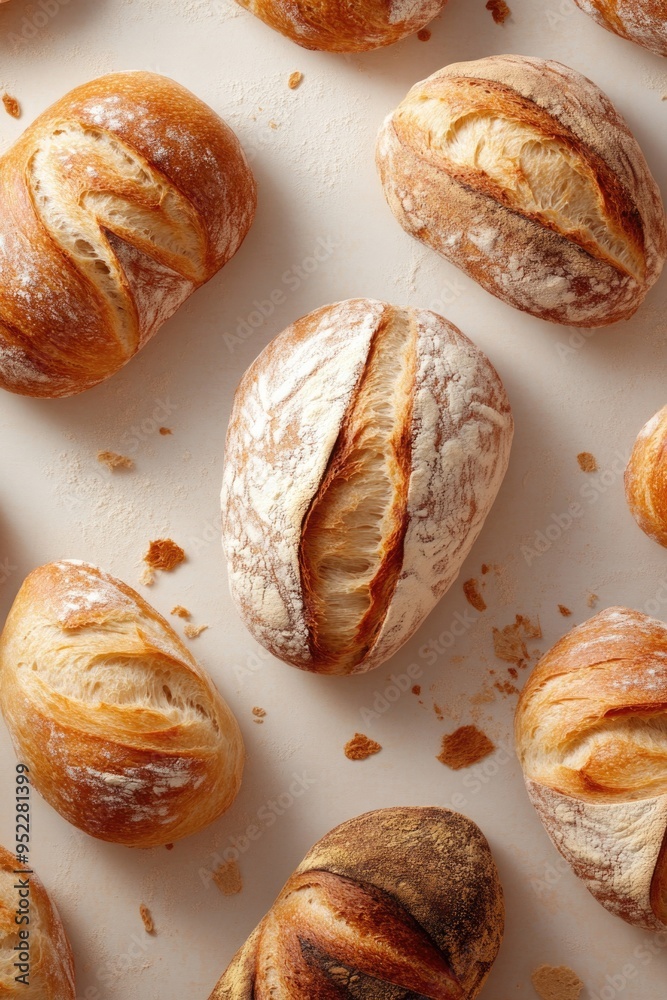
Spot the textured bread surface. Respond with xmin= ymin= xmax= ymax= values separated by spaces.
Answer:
xmin=210 ymin=806 xmax=504 ymax=999
xmin=625 ymin=404 xmax=667 ymax=547
xmin=0 ymin=561 xmax=244 ymax=847
xmin=234 ymin=0 xmax=449 ymax=51
xmin=515 ymin=607 xmax=667 ymax=928
xmin=0 ymin=71 xmax=256 ymax=397
xmin=221 ymin=299 xmax=513 ymax=676
xmin=0 ymin=845 xmax=76 ymax=999
xmin=377 ymin=55 xmax=667 ymax=327
xmin=573 ymin=0 xmax=667 ymax=57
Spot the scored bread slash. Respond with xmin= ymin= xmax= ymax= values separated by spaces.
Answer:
xmin=98 ymin=450 xmax=134 ymax=471
xmin=139 ymin=903 xmax=155 ymax=934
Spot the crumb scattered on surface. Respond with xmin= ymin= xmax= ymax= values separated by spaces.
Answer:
xmin=437 ymin=726 xmax=495 ymax=770
xmin=288 ymin=71 xmax=303 ymax=89
xmin=213 ymin=861 xmax=243 ymax=896
xmin=252 ymin=707 xmax=266 ymax=725
xmin=412 ymin=685 xmax=421 ymax=696
xmin=577 ymin=452 xmax=597 ymax=472
xmin=531 ymin=965 xmax=584 ymax=1000
xmin=587 ymin=593 xmax=598 ymax=608
xmin=463 ymin=578 xmax=487 ymax=612
xmin=433 ymin=702 xmax=444 ymax=721
xmin=139 ymin=904 xmax=155 ymax=934
xmin=144 ymin=538 xmax=185 ymax=572
xmin=493 ymin=614 xmax=541 ymax=668
xmin=486 ymin=0 xmax=510 ymax=23
xmin=344 ymin=733 xmax=382 ymax=761
xmin=184 ymin=623 xmax=209 ymax=639
xmin=2 ymin=94 xmax=20 ymax=118
xmin=98 ymin=450 xmax=134 ymax=471
xmin=159 ymin=426 xmax=172 ymax=435
xmin=558 ymin=605 xmax=572 ymax=617
xmin=165 ymin=844 xmax=174 ymax=851
xmin=481 ymin=563 xmax=490 ymax=574
xmin=417 ymin=28 xmax=431 ymax=40
xmin=140 ymin=565 xmax=155 ymax=587
xmin=171 ymin=605 xmax=191 ymax=619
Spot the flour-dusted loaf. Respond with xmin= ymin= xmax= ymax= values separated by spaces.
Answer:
xmin=221 ymin=299 xmax=513 ymax=676
xmin=0 ymin=72 xmax=256 ymax=397
xmin=0 ymin=845 xmax=76 ymax=998
xmin=377 ymin=55 xmax=667 ymax=328
xmin=0 ymin=561 xmax=244 ymax=848
xmin=211 ymin=807 xmax=504 ymax=998
xmin=573 ymin=0 xmax=667 ymax=57
xmin=625 ymin=404 xmax=667 ymax=547
xmin=515 ymin=607 xmax=667 ymax=929
xmin=234 ymin=0 xmax=449 ymax=51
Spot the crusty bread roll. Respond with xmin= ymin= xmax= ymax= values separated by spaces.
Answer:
xmin=515 ymin=607 xmax=667 ymax=929
xmin=0 ymin=845 xmax=76 ymax=998
xmin=234 ymin=0 xmax=449 ymax=51
xmin=625 ymin=404 xmax=667 ymax=547
xmin=211 ymin=806 xmax=504 ymax=998
xmin=0 ymin=561 xmax=244 ymax=848
xmin=573 ymin=0 xmax=667 ymax=57
xmin=377 ymin=55 xmax=667 ymax=328
xmin=0 ymin=72 xmax=256 ymax=398
xmin=221 ymin=299 xmax=513 ymax=676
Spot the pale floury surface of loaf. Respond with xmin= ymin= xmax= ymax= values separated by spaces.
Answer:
xmin=574 ymin=0 xmax=667 ymax=57
xmin=221 ymin=299 xmax=513 ymax=676
xmin=625 ymin=404 xmax=667 ymax=547
xmin=211 ymin=806 xmax=504 ymax=999
xmin=0 ymin=72 xmax=256 ymax=397
xmin=0 ymin=561 xmax=244 ymax=848
xmin=377 ymin=55 xmax=667 ymax=327
xmin=234 ymin=0 xmax=448 ymax=51
xmin=515 ymin=607 xmax=667 ymax=929
xmin=0 ymin=846 xmax=76 ymax=999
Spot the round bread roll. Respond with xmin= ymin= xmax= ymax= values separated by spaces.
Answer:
xmin=234 ymin=0 xmax=449 ymax=51
xmin=0 ymin=72 xmax=256 ymax=398
xmin=0 ymin=845 xmax=76 ymax=998
xmin=515 ymin=607 xmax=667 ymax=929
xmin=211 ymin=806 xmax=504 ymax=998
xmin=573 ymin=0 xmax=667 ymax=57
xmin=221 ymin=299 xmax=513 ymax=676
xmin=625 ymin=404 xmax=667 ymax=547
xmin=0 ymin=561 xmax=244 ymax=848
xmin=377 ymin=55 xmax=667 ymax=328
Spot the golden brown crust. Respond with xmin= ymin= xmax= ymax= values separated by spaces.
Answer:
xmin=0 ymin=561 xmax=244 ymax=847
xmin=0 ymin=72 xmax=256 ymax=398
xmin=625 ymin=404 xmax=667 ymax=547
xmin=210 ymin=807 xmax=504 ymax=999
xmin=574 ymin=0 xmax=667 ymax=57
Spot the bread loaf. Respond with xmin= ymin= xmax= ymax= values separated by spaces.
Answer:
xmin=234 ymin=0 xmax=449 ymax=51
xmin=0 ymin=845 xmax=76 ymax=998
xmin=377 ymin=55 xmax=667 ymax=327
xmin=0 ymin=72 xmax=256 ymax=397
xmin=625 ymin=404 xmax=667 ymax=547
xmin=0 ymin=561 xmax=244 ymax=848
xmin=573 ymin=0 xmax=667 ymax=57
xmin=515 ymin=607 xmax=667 ymax=929
xmin=211 ymin=806 xmax=504 ymax=999
xmin=221 ymin=299 xmax=513 ymax=676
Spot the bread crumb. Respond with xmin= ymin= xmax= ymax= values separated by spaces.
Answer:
xmin=577 ymin=452 xmax=597 ymax=472
xmin=213 ymin=861 xmax=243 ymax=896
xmin=412 ymin=685 xmax=421 ymax=696
xmin=139 ymin=565 xmax=155 ymax=587
xmin=171 ymin=605 xmax=191 ymax=619
xmin=2 ymin=94 xmax=21 ymax=118
xmin=144 ymin=538 xmax=185 ymax=572
xmin=159 ymin=427 xmax=172 ymax=435
xmin=433 ymin=702 xmax=444 ymax=721
xmin=481 ymin=563 xmax=490 ymax=574
xmin=558 ymin=605 xmax=572 ymax=617
xmin=344 ymin=733 xmax=382 ymax=761
xmin=587 ymin=593 xmax=599 ymax=608
xmin=252 ymin=706 xmax=266 ymax=724
xmin=486 ymin=0 xmax=510 ymax=23
xmin=98 ymin=450 xmax=134 ymax=471
xmin=184 ymin=623 xmax=209 ymax=639
xmin=493 ymin=614 xmax=541 ymax=668
xmin=531 ymin=965 xmax=583 ymax=1000
xmin=288 ymin=71 xmax=303 ymax=89
xmin=417 ymin=28 xmax=431 ymax=41
xmin=165 ymin=843 xmax=174 ymax=851
xmin=437 ymin=726 xmax=495 ymax=770
xmin=139 ymin=904 xmax=155 ymax=934
xmin=463 ymin=578 xmax=487 ymax=612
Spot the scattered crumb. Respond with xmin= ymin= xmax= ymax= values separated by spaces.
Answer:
xmin=433 ymin=702 xmax=444 ymax=721
xmin=558 ymin=605 xmax=572 ymax=617
xmin=139 ymin=904 xmax=155 ymax=934
xmin=144 ymin=538 xmax=186 ymax=572
xmin=481 ymin=563 xmax=490 ymax=574
xmin=159 ymin=427 xmax=172 ymax=435
xmin=486 ymin=0 xmax=510 ymax=23
xmin=269 ymin=120 xmax=278 ymax=129
xmin=165 ymin=844 xmax=174 ymax=851
xmin=2 ymin=94 xmax=21 ymax=118
xmin=184 ymin=623 xmax=209 ymax=639
xmin=344 ymin=733 xmax=382 ymax=761
xmin=437 ymin=726 xmax=495 ymax=770
xmin=139 ymin=565 xmax=155 ymax=587
xmin=171 ymin=605 xmax=191 ymax=619
xmin=531 ymin=965 xmax=584 ymax=1000
xmin=252 ymin=707 xmax=266 ymax=725
xmin=577 ymin=452 xmax=597 ymax=473
xmin=97 ymin=450 xmax=134 ymax=471
xmin=213 ymin=861 xmax=243 ymax=896
xmin=288 ymin=71 xmax=303 ymax=89
xmin=587 ymin=593 xmax=599 ymax=608
xmin=494 ymin=679 xmax=519 ymax=696
xmin=463 ymin=578 xmax=487 ymax=612
xmin=417 ymin=28 xmax=431 ymax=41
xmin=493 ymin=614 xmax=542 ymax=668
xmin=412 ymin=685 xmax=421 ymax=696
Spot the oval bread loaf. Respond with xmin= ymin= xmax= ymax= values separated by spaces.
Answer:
xmin=0 ymin=72 xmax=256 ymax=398
xmin=0 ymin=561 xmax=244 ymax=848
xmin=221 ymin=299 xmax=513 ymax=676
xmin=573 ymin=0 xmax=667 ymax=57
xmin=377 ymin=55 xmax=667 ymax=327
xmin=234 ymin=0 xmax=449 ymax=52
xmin=625 ymin=404 xmax=667 ymax=547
